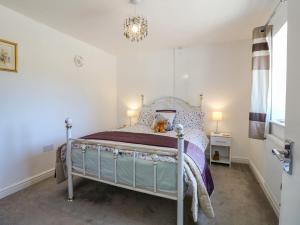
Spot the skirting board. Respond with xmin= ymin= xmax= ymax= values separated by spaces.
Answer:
xmin=205 ymin=155 xmax=250 ymax=164
xmin=248 ymin=160 xmax=280 ymax=217
xmin=231 ymin=157 xmax=249 ymax=164
xmin=0 ymin=168 xmax=55 ymax=199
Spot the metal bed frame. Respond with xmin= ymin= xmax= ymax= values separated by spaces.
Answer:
xmin=65 ymin=95 xmax=203 ymax=225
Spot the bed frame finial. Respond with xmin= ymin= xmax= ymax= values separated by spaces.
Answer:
xmin=199 ymin=94 xmax=203 ymax=110
xmin=65 ymin=117 xmax=74 ymax=202
xmin=65 ymin=117 xmax=73 ymax=129
xmin=141 ymin=94 xmax=144 ymax=106
xmin=175 ymin=124 xmax=184 ymax=225
xmin=175 ymin=124 xmax=184 ymax=138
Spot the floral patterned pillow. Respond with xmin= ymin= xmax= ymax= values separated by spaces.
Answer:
xmin=174 ymin=110 xmax=205 ymax=130
xmin=137 ymin=106 xmax=155 ymax=126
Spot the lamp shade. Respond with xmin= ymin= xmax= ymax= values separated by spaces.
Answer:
xmin=127 ymin=109 xmax=136 ymax=118
xmin=212 ymin=111 xmax=223 ymax=121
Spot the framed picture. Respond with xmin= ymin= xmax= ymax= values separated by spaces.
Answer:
xmin=0 ymin=39 xmax=18 ymax=72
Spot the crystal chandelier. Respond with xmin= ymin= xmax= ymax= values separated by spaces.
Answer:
xmin=123 ymin=0 xmax=148 ymax=42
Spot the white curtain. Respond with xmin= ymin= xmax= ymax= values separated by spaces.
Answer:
xmin=249 ymin=25 xmax=272 ymax=140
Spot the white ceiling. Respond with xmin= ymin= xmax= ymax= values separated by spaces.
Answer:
xmin=0 ymin=0 xmax=276 ymax=54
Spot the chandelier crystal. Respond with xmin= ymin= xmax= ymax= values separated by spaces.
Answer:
xmin=123 ymin=15 xmax=148 ymax=42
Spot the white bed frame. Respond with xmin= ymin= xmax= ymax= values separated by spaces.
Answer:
xmin=65 ymin=95 xmax=203 ymax=225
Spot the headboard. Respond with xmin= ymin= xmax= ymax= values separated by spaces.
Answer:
xmin=141 ymin=95 xmax=203 ymax=113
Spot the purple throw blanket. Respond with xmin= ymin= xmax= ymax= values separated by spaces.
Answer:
xmin=82 ymin=131 xmax=214 ymax=196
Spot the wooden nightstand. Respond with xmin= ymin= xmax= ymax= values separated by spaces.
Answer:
xmin=210 ymin=132 xmax=232 ymax=166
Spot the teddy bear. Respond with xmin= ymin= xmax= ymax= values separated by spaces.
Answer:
xmin=213 ymin=151 xmax=220 ymax=161
xmin=154 ymin=120 xmax=167 ymax=133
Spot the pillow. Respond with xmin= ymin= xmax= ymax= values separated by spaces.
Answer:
xmin=174 ymin=110 xmax=205 ymax=130
xmin=137 ymin=106 xmax=155 ymax=126
xmin=151 ymin=110 xmax=176 ymax=131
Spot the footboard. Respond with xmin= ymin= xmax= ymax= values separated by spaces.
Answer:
xmin=65 ymin=118 xmax=185 ymax=225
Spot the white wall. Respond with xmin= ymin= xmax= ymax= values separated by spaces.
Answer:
xmin=248 ymin=2 xmax=287 ymax=216
xmin=117 ymin=40 xmax=252 ymax=160
xmin=0 ymin=5 xmax=117 ymax=193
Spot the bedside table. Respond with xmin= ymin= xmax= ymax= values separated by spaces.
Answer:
xmin=210 ymin=132 xmax=232 ymax=166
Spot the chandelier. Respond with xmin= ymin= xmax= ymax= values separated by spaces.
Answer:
xmin=123 ymin=0 xmax=148 ymax=42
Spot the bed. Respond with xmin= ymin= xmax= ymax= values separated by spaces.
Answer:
xmin=56 ymin=96 xmax=214 ymax=225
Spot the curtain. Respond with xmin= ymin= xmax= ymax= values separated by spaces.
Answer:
xmin=249 ymin=25 xmax=272 ymax=140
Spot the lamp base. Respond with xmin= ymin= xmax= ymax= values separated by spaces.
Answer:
xmin=215 ymin=120 xmax=220 ymax=134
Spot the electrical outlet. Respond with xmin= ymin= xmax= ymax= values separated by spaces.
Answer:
xmin=43 ymin=144 xmax=54 ymax=152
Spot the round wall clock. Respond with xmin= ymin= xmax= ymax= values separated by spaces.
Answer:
xmin=74 ymin=55 xmax=84 ymax=67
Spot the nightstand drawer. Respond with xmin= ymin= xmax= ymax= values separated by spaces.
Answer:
xmin=211 ymin=137 xmax=231 ymax=146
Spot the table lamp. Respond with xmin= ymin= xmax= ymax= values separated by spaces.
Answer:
xmin=127 ymin=109 xmax=136 ymax=127
xmin=212 ymin=111 xmax=223 ymax=134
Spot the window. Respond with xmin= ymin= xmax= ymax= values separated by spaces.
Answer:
xmin=271 ymin=22 xmax=288 ymax=124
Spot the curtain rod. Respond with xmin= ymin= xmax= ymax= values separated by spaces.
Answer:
xmin=265 ymin=0 xmax=287 ymax=27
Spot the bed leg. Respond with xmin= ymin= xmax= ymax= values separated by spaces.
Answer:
xmin=65 ymin=118 xmax=74 ymax=202
xmin=176 ymin=124 xmax=184 ymax=225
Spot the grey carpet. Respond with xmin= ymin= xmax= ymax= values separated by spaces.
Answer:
xmin=0 ymin=164 xmax=278 ymax=225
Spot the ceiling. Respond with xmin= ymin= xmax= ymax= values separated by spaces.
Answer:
xmin=0 ymin=0 xmax=276 ymax=54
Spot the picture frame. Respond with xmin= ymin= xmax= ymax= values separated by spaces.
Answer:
xmin=0 ymin=39 xmax=18 ymax=72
